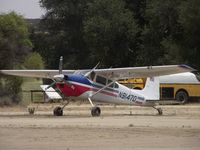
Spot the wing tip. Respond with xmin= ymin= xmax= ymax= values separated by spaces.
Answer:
xmin=179 ymin=64 xmax=196 ymax=71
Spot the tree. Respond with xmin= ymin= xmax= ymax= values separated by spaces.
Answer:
xmin=23 ymin=52 xmax=45 ymax=69
xmin=84 ymin=0 xmax=139 ymax=67
xmin=136 ymin=0 xmax=183 ymax=65
xmin=179 ymin=0 xmax=200 ymax=69
xmin=0 ymin=12 xmax=32 ymax=105
xmin=39 ymin=0 xmax=90 ymax=69
xmin=0 ymin=12 xmax=32 ymax=69
xmin=124 ymin=0 xmax=147 ymax=27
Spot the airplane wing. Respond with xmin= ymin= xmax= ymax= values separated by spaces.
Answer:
xmin=0 ymin=70 xmax=75 ymax=79
xmin=0 ymin=65 xmax=195 ymax=80
xmin=93 ymin=65 xmax=195 ymax=80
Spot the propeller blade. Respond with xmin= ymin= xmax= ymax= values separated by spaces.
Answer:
xmin=45 ymin=56 xmax=65 ymax=91
xmin=45 ymin=81 xmax=56 ymax=90
xmin=59 ymin=56 xmax=63 ymax=74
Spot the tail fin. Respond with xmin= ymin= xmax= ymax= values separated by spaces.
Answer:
xmin=140 ymin=77 xmax=160 ymax=100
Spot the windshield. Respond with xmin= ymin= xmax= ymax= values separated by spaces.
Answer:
xmin=193 ymin=71 xmax=200 ymax=82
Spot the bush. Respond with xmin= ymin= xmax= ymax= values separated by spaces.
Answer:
xmin=23 ymin=52 xmax=45 ymax=69
xmin=0 ymin=76 xmax=23 ymax=106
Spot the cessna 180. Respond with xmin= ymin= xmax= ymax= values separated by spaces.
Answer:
xmin=0 ymin=57 xmax=194 ymax=116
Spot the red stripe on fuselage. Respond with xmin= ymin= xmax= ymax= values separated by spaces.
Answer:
xmin=56 ymin=83 xmax=118 ymax=97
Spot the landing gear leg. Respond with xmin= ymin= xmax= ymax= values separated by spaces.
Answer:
xmin=152 ymin=106 xmax=163 ymax=115
xmin=88 ymin=97 xmax=101 ymax=117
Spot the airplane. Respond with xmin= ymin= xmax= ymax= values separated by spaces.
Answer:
xmin=0 ymin=56 xmax=195 ymax=116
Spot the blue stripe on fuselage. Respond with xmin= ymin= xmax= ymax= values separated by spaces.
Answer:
xmin=64 ymin=75 xmax=91 ymax=85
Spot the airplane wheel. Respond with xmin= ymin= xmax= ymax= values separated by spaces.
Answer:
xmin=91 ymin=106 xmax=101 ymax=117
xmin=53 ymin=106 xmax=63 ymax=116
xmin=28 ymin=107 xmax=35 ymax=115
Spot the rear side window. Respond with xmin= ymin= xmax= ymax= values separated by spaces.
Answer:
xmin=114 ymin=83 xmax=119 ymax=88
xmin=107 ymin=79 xmax=119 ymax=88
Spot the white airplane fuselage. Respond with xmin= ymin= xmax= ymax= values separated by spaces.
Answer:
xmin=56 ymin=74 xmax=147 ymax=106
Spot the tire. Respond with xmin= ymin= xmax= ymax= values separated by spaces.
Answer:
xmin=53 ymin=106 xmax=63 ymax=116
xmin=28 ymin=107 xmax=35 ymax=115
xmin=91 ymin=107 xmax=101 ymax=117
xmin=175 ymin=90 xmax=188 ymax=104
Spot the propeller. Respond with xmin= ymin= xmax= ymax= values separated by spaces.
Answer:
xmin=45 ymin=56 xmax=65 ymax=90
xmin=45 ymin=56 xmax=100 ymax=91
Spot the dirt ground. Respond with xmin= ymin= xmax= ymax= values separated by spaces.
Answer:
xmin=0 ymin=104 xmax=200 ymax=150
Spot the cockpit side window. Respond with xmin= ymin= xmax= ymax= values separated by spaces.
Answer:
xmin=95 ymin=75 xmax=119 ymax=88
xmin=90 ymin=71 xmax=96 ymax=81
xmin=96 ymin=75 xmax=106 ymax=85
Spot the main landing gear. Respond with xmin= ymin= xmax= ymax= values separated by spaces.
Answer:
xmin=152 ymin=106 xmax=163 ymax=115
xmin=53 ymin=106 xmax=63 ymax=116
xmin=53 ymin=101 xmax=69 ymax=116
xmin=91 ymin=106 xmax=101 ymax=117
xmin=88 ymin=97 xmax=101 ymax=117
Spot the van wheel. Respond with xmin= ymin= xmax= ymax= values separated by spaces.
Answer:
xmin=175 ymin=90 xmax=188 ymax=104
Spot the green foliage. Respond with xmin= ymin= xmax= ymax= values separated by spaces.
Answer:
xmin=179 ymin=0 xmax=200 ymax=69
xmin=0 ymin=12 xmax=32 ymax=69
xmin=0 ymin=76 xmax=23 ymax=105
xmin=0 ymin=12 xmax=32 ymax=105
xmin=137 ymin=0 xmax=183 ymax=65
xmin=38 ymin=0 xmax=89 ymax=69
xmin=24 ymin=52 xmax=45 ymax=69
xmin=84 ymin=0 xmax=139 ymax=67
xmin=33 ymin=0 xmax=200 ymax=69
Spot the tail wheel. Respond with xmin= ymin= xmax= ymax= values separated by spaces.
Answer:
xmin=91 ymin=107 xmax=101 ymax=117
xmin=175 ymin=90 xmax=188 ymax=104
xmin=53 ymin=106 xmax=63 ymax=116
xmin=28 ymin=107 xmax=35 ymax=115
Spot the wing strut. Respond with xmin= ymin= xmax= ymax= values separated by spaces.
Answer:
xmin=88 ymin=97 xmax=94 ymax=107
xmin=87 ymin=80 xmax=115 ymax=107
xmin=89 ymin=80 xmax=116 ymax=99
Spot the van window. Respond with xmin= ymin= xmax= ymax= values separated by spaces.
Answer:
xmin=193 ymin=71 xmax=200 ymax=82
xmin=96 ymin=75 xmax=106 ymax=85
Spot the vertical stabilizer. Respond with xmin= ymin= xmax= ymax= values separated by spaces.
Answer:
xmin=139 ymin=77 xmax=160 ymax=100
